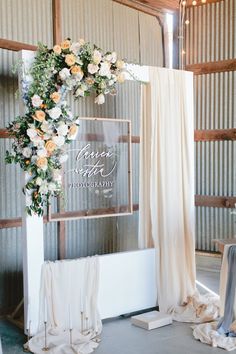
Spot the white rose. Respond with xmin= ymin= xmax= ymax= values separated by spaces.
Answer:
xmin=41 ymin=121 xmax=53 ymax=134
xmin=37 ymin=147 xmax=48 ymax=158
xmin=93 ymin=50 xmax=102 ymax=64
xmin=65 ymin=77 xmax=77 ymax=90
xmin=39 ymin=182 xmax=48 ymax=194
xmin=27 ymin=128 xmax=37 ymax=139
xmin=70 ymin=42 xmax=81 ymax=55
xmin=75 ymin=87 xmax=85 ymax=97
xmin=48 ymin=107 xmax=62 ymax=120
xmin=48 ymin=182 xmax=57 ymax=192
xmin=52 ymin=170 xmax=62 ymax=183
xmin=99 ymin=62 xmax=111 ymax=78
xmin=52 ymin=135 xmax=65 ymax=147
xmin=108 ymin=79 xmax=114 ymax=86
xmin=36 ymin=177 xmax=43 ymax=186
xmin=59 ymin=68 xmax=71 ymax=80
xmin=31 ymin=94 xmax=43 ymax=107
xmin=88 ymin=63 xmax=99 ymax=74
xmin=95 ymin=93 xmax=105 ymax=105
xmin=57 ymin=123 xmax=69 ymax=136
xmin=32 ymin=136 xmax=44 ymax=147
xmin=22 ymin=147 xmax=32 ymax=158
xmin=105 ymin=54 xmax=112 ymax=62
xmin=111 ymin=52 xmax=117 ymax=63
xmin=59 ymin=154 xmax=69 ymax=163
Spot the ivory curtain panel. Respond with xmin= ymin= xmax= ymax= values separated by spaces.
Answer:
xmin=139 ymin=67 xmax=196 ymax=313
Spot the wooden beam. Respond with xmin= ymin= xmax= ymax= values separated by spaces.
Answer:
xmin=0 ymin=128 xmax=10 ymax=138
xmin=1 ymin=195 xmax=236 ymax=230
xmin=113 ymin=0 xmax=168 ymax=16
xmin=0 ymin=215 xmax=49 ymax=229
xmin=0 ymin=217 xmax=22 ymax=229
xmin=195 ymin=195 xmax=236 ymax=208
xmin=0 ymin=128 xmax=141 ymax=143
xmin=0 ymin=204 xmax=139 ymax=229
xmin=0 ymin=38 xmax=37 ymax=52
xmin=52 ymin=0 xmax=62 ymax=45
xmin=49 ymin=204 xmax=139 ymax=221
xmin=195 ymin=129 xmax=236 ymax=142
xmin=186 ymin=59 xmax=236 ymax=75
xmin=58 ymin=219 xmax=65 ymax=259
xmin=187 ymin=0 xmax=223 ymax=7
xmin=3 ymin=127 xmax=236 ymax=143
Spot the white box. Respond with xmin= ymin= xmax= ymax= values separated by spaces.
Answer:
xmin=131 ymin=311 xmax=172 ymax=330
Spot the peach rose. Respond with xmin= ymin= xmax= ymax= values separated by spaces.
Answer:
xmin=53 ymin=45 xmax=61 ymax=55
xmin=65 ymin=54 xmax=76 ymax=66
xmin=71 ymin=65 xmax=83 ymax=76
xmin=85 ymin=77 xmax=95 ymax=85
xmin=45 ymin=140 xmax=56 ymax=153
xmin=36 ymin=157 xmax=48 ymax=170
xmin=68 ymin=124 xmax=78 ymax=136
xmin=33 ymin=110 xmax=46 ymax=122
xmin=116 ymin=60 xmax=125 ymax=69
xmin=61 ymin=39 xmax=71 ymax=50
xmin=50 ymin=92 xmax=61 ymax=103
xmin=117 ymin=72 xmax=125 ymax=83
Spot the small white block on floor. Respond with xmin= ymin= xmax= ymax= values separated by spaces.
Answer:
xmin=131 ymin=311 xmax=172 ymax=330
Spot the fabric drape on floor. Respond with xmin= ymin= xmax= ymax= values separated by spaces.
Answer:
xmin=139 ymin=67 xmax=219 ymax=322
xmin=27 ymin=256 xmax=102 ymax=354
xmin=139 ymin=67 xmax=196 ymax=314
xmin=193 ymin=245 xmax=236 ymax=351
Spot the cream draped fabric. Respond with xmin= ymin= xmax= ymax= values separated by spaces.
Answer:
xmin=139 ymin=67 xmax=196 ymax=313
xmin=193 ymin=245 xmax=236 ymax=351
xmin=27 ymin=256 xmax=102 ymax=354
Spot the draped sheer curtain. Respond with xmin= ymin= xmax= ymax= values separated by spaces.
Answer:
xmin=139 ymin=67 xmax=196 ymax=313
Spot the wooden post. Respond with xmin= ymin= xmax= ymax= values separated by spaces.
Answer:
xmin=52 ymin=0 xmax=66 ymax=259
xmin=52 ymin=0 xmax=62 ymax=45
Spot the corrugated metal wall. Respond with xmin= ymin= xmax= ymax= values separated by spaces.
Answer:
xmin=0 ymin=0 xmax=163 ymax=313
xmin=185 ymin=0 xmax=236 ymax=251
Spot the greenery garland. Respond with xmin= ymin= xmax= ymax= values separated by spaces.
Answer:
xmin=5 ymin=39 xmax=126 ymax=216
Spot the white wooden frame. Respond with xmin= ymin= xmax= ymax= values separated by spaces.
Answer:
xmin=20 ymin=50 xmax=152 ymax=335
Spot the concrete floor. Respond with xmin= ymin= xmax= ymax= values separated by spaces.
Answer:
xmin=0 ymin=269 xmax=222 ymax=354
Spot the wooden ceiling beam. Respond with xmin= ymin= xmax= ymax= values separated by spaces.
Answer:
xmin=186 ymin=0 xmax=224 ymax=8
xmin=113 ymin=0 xmax=170 ymax=16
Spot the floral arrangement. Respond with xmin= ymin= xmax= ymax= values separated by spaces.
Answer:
xmin=5 ymin=39 xmax=126 ymax=216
